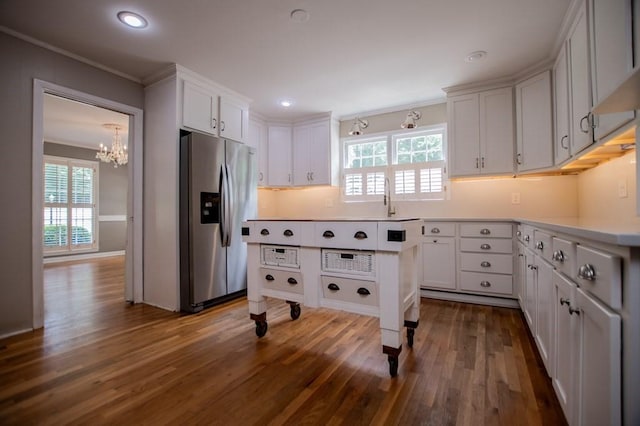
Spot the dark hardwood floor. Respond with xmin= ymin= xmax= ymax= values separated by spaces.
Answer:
xmin=0 ymin=256 xmax=566 ymax=425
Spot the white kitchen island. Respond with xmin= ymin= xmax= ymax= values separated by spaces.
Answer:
xmin=241 ymin=218 xmax=421 ymax=376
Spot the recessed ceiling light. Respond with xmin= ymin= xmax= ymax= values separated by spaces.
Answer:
xmin=280 ymin=100 xmax=292 ymax=107
xmin=465 ymin=51 xmax=487 ymax=63
xmin=290 ymin=9 xmax=310 ymax=23
xmin=117 ymin=11 xmax=148 ymax=29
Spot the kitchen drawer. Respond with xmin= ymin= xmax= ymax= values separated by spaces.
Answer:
xmin=314 ymin=222 xmax=378 ymax=250
xmin=533 ymin=229 xmax=553 ymax=263
xmin=459 ymin=271 xmax=513 ymax=296
xmin=423 ymin=222 xmax=456 ymax=237
xmin=259 ymin=267 xmax=303 ymax=295
xmin=460 ymin=252 xmax=513 ymax=274
xmin=459 ymin=238 xmax=513 ymax=254
xmin=253 ymin=221 xmax=302 ymax=245
xmin=459 ymin=223 xmax=513 ymax=239
xmin=552 ymin=237 xmax=577 ymax=279
xmin=521 ymin=225 xmax=535 ymax=249
xmin=576 ymin=246 xmax=621 ymax=309
xmin=321 ymin=275 xmax=378 ymax=307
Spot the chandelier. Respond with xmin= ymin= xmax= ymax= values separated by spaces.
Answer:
xmin=96 ymin=123 xmax=128 ymax=167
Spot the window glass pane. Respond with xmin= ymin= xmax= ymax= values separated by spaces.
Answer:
xmin=345 ymin=140 xmax=388 ymax=169
xmin=426 ymin=134 xmax=443 ymax=161
xmin=71 ymin=208 xmax=93 ymax=245
xmin=43 ymin=208 xmax=68 ymax=247
xmin=393 ymin=131 xmax=444 ymax=165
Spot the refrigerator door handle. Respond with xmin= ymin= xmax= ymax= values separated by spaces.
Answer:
xmin=224 ymin=163 xmax=234 ymax=247
xmin=219 ymin=165 xmax=227 ymax=246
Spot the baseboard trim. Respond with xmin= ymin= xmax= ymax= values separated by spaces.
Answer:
xmin=0 ymin=327 xmax=34 ymax=340
xmin=43 ymin=250 xmax=125 ymax=264
xmin=420 ymin=289 xmax=520 ymax=309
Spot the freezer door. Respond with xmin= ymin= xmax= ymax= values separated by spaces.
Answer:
xmin=225 ymin=140 xmax=258 ymax=294
xmin=185 ymin=132 xmax=227 ymax=305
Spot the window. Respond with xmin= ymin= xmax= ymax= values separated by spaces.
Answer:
xmin=342 ymin=124 xmax=447 ymax=201
xmin=44 ymin=156 xmax=98 ymax=254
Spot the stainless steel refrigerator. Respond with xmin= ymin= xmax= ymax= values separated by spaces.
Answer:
xmin=179 ymin=130 xmax=257 ymax=313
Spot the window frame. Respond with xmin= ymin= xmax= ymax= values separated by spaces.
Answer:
xmin=341 ymin=123 xmax=448 ymax=202
xmin=43 ymin=155 xmax=99 ymax=255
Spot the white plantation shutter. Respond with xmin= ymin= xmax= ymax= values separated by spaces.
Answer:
xmin=344 ymin=173 xmax=363 ymax=196
xmin=394 ymin=169 xmax=416 ymax=194
xmin=366 ymin=171 xmax=385 ymax=195
xmin=44 ymin=156 xmax=98 ymax=254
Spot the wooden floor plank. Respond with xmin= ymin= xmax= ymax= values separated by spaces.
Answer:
xmin=0 ymin=257 xmax=566 ymax=425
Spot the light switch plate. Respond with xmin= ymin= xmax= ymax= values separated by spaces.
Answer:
xmin=618 ymin=180 xmax=628 ymax=198
xmin=511 ymin=192 xmax=521 ymax=204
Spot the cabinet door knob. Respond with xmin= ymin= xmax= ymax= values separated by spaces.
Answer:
xmin=516 ymin=231 xmax=522 ymax=237
xmin=265 ymin=274 xmax=274 ymax=281
xmin=480 ymin=228 xmax=491 ymax=235
xmin=283 ymin=229 xmax=294 ymax=237
xmin=431 ymin=227 xmax=440 ymax=234
xmin=480 ymin=244 xmax=491 ymax=250
xmin=535 ymin=241 xmax=544 ymax=250
xmin=354 ymin=231 xmax=368 ymax=240
xmin=480 ymin=281 xmax=491 ymax=288
xmin=480 ymin=261 xmax=491 ymax=268
xmin=327 ymin=283 xmax=340 ymax=291
xmin=260 ymin=228 xmax=270 ymax=236
xmin=322 ymin=230 xmax=335 ymax=238
xmin=577 ymin=264 xmax=596 ymax=281
xmin=287 ymin=277 xmax=298 ymax=285
xmin=356 ymin=287 xmax=371 ymax=296
xmin=524 ymin=235 xmax=530 ymax=242
xmin=553 ymin=250 xmax=565 ymax=263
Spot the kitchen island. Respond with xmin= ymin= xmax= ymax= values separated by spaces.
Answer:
xmin=241 ymin=218 xmax=421 ymax=376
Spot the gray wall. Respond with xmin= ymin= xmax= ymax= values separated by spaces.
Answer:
xmin=0 ymin=32 xmax=144 ymax=337
xmin=43 ymin=142 xmax=128 ymax=255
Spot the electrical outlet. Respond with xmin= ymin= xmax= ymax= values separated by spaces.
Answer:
xmin=511 ymin=192 xmax=521 ymax=204
xmin=618 ymin=180 xmax=628 ymax=198
xmin=325 ymin=198 xmax=334 ymax=208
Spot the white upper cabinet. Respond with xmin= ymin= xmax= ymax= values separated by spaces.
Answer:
xmin=448 ymin=87 xmax=514 ymax=177
xmin=182 ymin=80 xmax=219 ymax=135
xmin=589 ymin=0 xmax=635 ymax=140
xmin=219 ymin=96 xmax=248 ymax=142
xmin=292 ymin=117 xmax=338 ymax=186
xmin=554 ymin=45 xmax=572 ymax=165
xmin=515 ymin=71 xmax=554 ymax=172
xmin=181 ymin=76 xmax=249 ymax=142
xmin=267 ymin=126 xmax=292 ymax=187
xmin=248 ymin=117 xmax=268 ymax=186
xmin=568 ymin=3 xmax=594 ymax=155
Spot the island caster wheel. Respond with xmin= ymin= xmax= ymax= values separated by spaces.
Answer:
xmin=290 ymin=303 xmax=301 ymax=320
xmin=407 ymin=328 xmax=415 ymax=348
xmin=255 ymin=320 xmax=268 ymax=337
xmin=388 ymin=355 xmax=399 ymax=377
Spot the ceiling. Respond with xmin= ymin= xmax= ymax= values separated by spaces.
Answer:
xmin=1 ymin=0 xmax=571 ymax=121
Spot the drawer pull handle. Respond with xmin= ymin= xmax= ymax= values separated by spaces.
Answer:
xmin=578 ymin=264 xmax=596 ymax=281
xmin=560 ymin=297 xmax=570 ymax=306
xmin=265 ymin=274 xmax=274 ymax=281
xmin=553 ymin=250 xmax=565 ymax=263
xmin=528 ymin=264 xmax=538 ymax=271
xmin=569 ymin=306 xmax=581 ymax=316
xmin=283 ymin=229 xmax=294 ymax=237
xmin=480 ymin=261 xmax=491 ymax=268
xmin=287 ymin=277 xmax=298 ymax=285
xmin=524 ymin=235 xmax=530 ymax=242
xmin=356 ymin=287 xmax=371 ymax=296
xmin=480 ymin=244 xmax=491 ymax=250
xmin=322 ymin=230 xmax=335 ymax=238
xmin=480 ymin=281 xmax=491 ymax=288
xmin=260 ymin=229 xmax=270 ymax=236
xmin=535 ymin=241 xmax=544 ymax=250
xmin=327 ymin=283 xmax=340 ymax=291
xmin=480 ymin=228 xmax=491 ymax=235
xmin=431 ymin=227 xmax=440 ymax=234
xmin=354 ymin=231 xmax=368 ymax=240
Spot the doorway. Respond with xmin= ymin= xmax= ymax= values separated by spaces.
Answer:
xmin=32 ymin=80 xmax=143 ymax=329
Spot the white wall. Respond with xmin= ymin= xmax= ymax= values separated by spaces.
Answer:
xmin=257 ymin=175 xmax=578 ymax=219
xmin=577 ymin=150 xmax=639 ymax=223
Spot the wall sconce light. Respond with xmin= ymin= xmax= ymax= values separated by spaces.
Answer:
xmin=401 ymin=111 xmax=422 ymax=129
xmin=348 ymin=118 xmax=369 ymax=136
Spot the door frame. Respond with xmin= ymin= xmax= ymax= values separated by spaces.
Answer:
xmin=32 ymin=79 xmax=144 ymax=329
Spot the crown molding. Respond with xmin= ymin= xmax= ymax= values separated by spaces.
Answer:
xmin=338 ymin=97 xmax=446 ymax=121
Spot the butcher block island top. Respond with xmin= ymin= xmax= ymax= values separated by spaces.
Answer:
xmin=242 ymin=218 xmax=422 ymax=376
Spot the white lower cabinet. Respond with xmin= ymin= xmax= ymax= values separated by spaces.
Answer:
xmin=534 ymin=256 xmax=554 ymax=375
xmin=552 ymin=271 xmax=575 ymax=423
xmin=421 ymin=237 xmax=456 ymax=290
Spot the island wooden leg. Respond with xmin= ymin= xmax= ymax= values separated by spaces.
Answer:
xmin=250 ymin=312 xmax=268 ymax=337
xmin=404 ymin=319 xmax=419 ymax=348
xmin=383 ymin=345 xmax=402 ymax=377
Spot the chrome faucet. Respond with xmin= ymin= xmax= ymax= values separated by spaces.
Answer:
xmin=384 ymin=177 xmax=396 ymax=217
